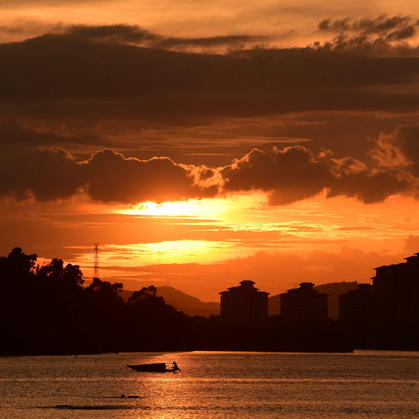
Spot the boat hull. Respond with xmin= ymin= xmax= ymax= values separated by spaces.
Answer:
xmin=127 ymin=363 xmax=176 ymax=372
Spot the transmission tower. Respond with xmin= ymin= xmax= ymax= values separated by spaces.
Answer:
xmin=94 ymin=243 xmax=99 ymax=279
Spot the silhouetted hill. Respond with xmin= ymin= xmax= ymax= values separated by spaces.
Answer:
xmin=268 ymin=294 xmax=282 ymax=316
xmin=121 ymin=286 xmax=220 ymax=317
xmin=268 ymin=282 xmax=360 ymax=319
xmin=315 ymin=282 xmax=360 ymax=320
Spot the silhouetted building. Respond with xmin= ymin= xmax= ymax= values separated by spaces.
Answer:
xmin=280 ymin=282 xmax=328 ymax=323
xmin=220 ymin=280 xmax=269 ymax=323
xmin=338 ymin=283 xmax=372 ymax=323
xmin=372 ymin=253 xmax=419 ymax=325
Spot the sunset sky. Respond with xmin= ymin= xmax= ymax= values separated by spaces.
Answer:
xmin=2 ymin=0 xmax=419 ymax=301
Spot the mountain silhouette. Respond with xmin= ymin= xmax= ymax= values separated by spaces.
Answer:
xmin=120 ymin=286 xmax=220 ymax=317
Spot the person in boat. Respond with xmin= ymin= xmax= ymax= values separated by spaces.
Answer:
xmin=171 ymin=361 xmax=180 ymax=371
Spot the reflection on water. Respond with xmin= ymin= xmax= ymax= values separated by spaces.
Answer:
xmin=0 ymin=351 xmax=418 ymax=418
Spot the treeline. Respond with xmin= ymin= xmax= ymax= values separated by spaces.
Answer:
xmin=0 ymin=247 xmax=354 ymax=355
xmin=2 ymin=248 xmax=416 ymax=356
xmin=0 ymin=248 xmax=196 ymax=355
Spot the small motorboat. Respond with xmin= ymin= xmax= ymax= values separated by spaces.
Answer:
xmin=126 ymin=362 xmax=180 ymax=372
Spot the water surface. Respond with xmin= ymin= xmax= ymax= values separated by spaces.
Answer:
xmin=0 ymin=350 xmax=418 ymax=417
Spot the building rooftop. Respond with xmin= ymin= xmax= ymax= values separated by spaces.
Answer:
xmin=280 ymin=282 xmax=328 ymax=297
xmin=374 ymin=252 xmax=419 ymax=276
xmin=220 ymin=280 xmax=269 ymax=295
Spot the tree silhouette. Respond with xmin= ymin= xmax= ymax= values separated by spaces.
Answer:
xmin=0 ymin=247 xmax=416 ymax=355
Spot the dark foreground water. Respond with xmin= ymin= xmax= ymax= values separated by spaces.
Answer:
xmin=0 ymin=351 xmax=418 ymax=418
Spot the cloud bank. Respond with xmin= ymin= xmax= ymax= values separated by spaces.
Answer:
xmin=317 ymin=15 xmax=419 ymax=51
xmin=1 ymin=18 xmax=419 ymax=206
xmin=1 ymin=123 xmax=419 ymax=205
xmin=2 ymin=20 xmax=419 ymax=125
xmin=0 ymin=148 xmax=216 ymax=203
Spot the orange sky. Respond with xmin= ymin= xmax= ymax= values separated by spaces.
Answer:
xmin=2 ymin=1 xmax=419 ymax=301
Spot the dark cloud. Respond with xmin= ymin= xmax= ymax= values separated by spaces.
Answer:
xmin=220 ymin=136 xmax=419 ymax=205
xmin=392 ymin=125 xmax=419 ymax=177
xmin=0 ymin=148 xmax=216 ymax=203
xmin=64 ymin=24 xmax=263 ymax=50
xmin=221 ymin=146 xmax=333 ymax=204
xmin=1 ymin=20 xmax=419 ymax=207
xmin=319 ymin=15 xmax=415 ymax=34
xmin=386 ymin=26 xmax=416 ymax=41
xmin=65 ymin=24 xmax=160 ymax=44
xmin=1 ymin=135 xmax=419 ymax=205
xmin=0 ymin=118 xmax=66 ymax=146
xmin=0 ymin=147 xmax=81 ymax=200
xmin=317 ymin=15 xmax=418 ymax=51
xmin=2 ymin=30 xmax=419 ymax=125
xmin=0 ymin=21 xmax=64 ymax=35
xmin=325 ymin=123 xmax=419 ymax=202
xmin=153 ymin=34 xmax=265 ymax=49
xmin=83 ymin=149 xmax=217 ymax=203
xmin=353 ymin=16 xmax=415 ymax=34
xmin=326 ymin=170 xmax=410 ymax=203
xmin=319 ymin=18 xmax=351 ymax=32
xmin=0 ymin=118 xmax=116 ymax=159
xmin=371 ymin=123 xmax=419 ymax=177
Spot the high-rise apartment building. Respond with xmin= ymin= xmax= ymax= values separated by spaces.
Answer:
xmin=372 ymin=253 xmax=419 ymax=325
xmin=338 ymin=283 xmax=373 ymax=323
xmin=280 ymin=282 xmax=328 ymax=323
xmin=220 ymin=280 xmax=269 ymax=323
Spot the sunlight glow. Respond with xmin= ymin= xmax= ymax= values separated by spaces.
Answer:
xmin=123 ymin=201 xmax=205 ymax=217
xmin=75 ymin=240 xmax=241 ymax=272
xmin=119 ymin=198 xmax=242 ymax=220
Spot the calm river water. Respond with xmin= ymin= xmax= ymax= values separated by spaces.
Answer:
xmin=0 ymin=351 xmax=418 ymax=418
